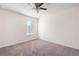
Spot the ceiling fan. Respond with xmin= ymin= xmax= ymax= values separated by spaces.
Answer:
xmin=33 ymin=3 xmax=47 ymax=13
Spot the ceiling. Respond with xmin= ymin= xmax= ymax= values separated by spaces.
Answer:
xmin=0 ymin=3 xmax=39 ymax=18
xmin=0 ymin=3 xmax=79 ymax=18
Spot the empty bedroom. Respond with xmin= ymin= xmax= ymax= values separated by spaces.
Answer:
xmin=0 ymin=3 xmax=79 ymax=56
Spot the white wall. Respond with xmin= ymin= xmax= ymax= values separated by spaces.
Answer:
xmin=0 ymin=9 xmax=38 ymax=48
xmin=39 ymin=4 xmax=79 ymax=49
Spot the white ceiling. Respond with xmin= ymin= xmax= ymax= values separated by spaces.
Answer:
xmin=0 ymin=3 xmax=38 ymax=18
xmin=0 ymin=3 xmax=79 ymax=18
xmin=39 ymin=3 xmax=79 ymax=17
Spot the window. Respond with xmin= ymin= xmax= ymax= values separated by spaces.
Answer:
xmin=26 ymin=20 xmax=34 ymax=35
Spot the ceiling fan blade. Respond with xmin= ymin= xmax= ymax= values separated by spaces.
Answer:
xmin=40 ymin=7 xmax=47 ymax=10
xmin=39 ymin=3 xmax=44 ymax=7
xmin=35 ymin=3 xmax=44 ymax=8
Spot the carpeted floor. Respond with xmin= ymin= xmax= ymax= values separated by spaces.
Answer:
xmin=0 ymin=39 xmax=79 ymax=56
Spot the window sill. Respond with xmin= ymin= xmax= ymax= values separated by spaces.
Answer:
xmin=26 ymin=33 xmax=34 ymax=35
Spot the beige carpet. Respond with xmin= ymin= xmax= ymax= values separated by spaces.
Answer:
xmin=0 ymin=39 xmax=79 ymax=56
